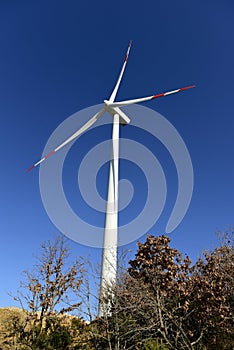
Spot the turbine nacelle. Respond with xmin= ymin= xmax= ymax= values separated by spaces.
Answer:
xmin=103 ymin=99 xmax=112 ymax=106
xmin=104 ymin=100 xmax=131 ymax=125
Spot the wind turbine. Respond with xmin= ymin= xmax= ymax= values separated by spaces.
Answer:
xmin=27 ymin=41 xmax=195 ymax=317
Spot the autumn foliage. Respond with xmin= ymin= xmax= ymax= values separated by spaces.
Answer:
xmin=1 ymin=231 xmax=233 ymax=349
xmin=100 ymin=232 xmax=234 ymax=349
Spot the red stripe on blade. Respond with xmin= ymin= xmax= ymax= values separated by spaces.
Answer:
xmin=180 ymin=85 xmax=196 ymax=91
xmin=45 ymin=150 xmax=55 ymax=159
xmin=124 ymin=54 xmax=129 ymax=62
xmin=26 ymin=165 xmax=35 ymax=172
xmin=152 ymin=93 xmax=165 ymax=99
xmin=124 ymin=41 xmax=132 ymax=62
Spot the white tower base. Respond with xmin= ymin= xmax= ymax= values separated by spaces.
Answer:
xmin=99 ymin=114 xmax=119 ymax=317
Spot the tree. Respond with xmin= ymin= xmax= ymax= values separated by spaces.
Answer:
xmin=104 ymin=233 xmax=234 ymax=349
xmin=120 ymin=235 xmax=196 ymax=349
xmin=190 ymin=229 xmax=234 ymax=349
xmin=8 ymin=235 xmax=85 ymax=349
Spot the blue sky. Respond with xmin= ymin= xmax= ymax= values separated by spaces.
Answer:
xmin=0 ymin=0 xmax=234 ymax=307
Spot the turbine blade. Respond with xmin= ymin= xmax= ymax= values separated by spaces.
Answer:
xmin=108 ymin=85 xmax=196 ymax=107
xmin=109 ymin=40 xmax=132 ymax=103
xmin=26 ymin=108 xmax=105 ymax=172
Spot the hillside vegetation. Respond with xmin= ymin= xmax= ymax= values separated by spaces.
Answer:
xmin=0 ymin=307 xmax=26 ymax=349
xmin=0 ymin=231 xmax=233 ymax=349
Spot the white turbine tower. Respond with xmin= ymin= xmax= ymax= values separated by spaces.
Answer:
xmin=27 ymin=41 xmax=195 ymax=317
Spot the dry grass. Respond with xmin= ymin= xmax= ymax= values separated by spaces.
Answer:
xmin=0 ymin=307 xmax=27 ymax=349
